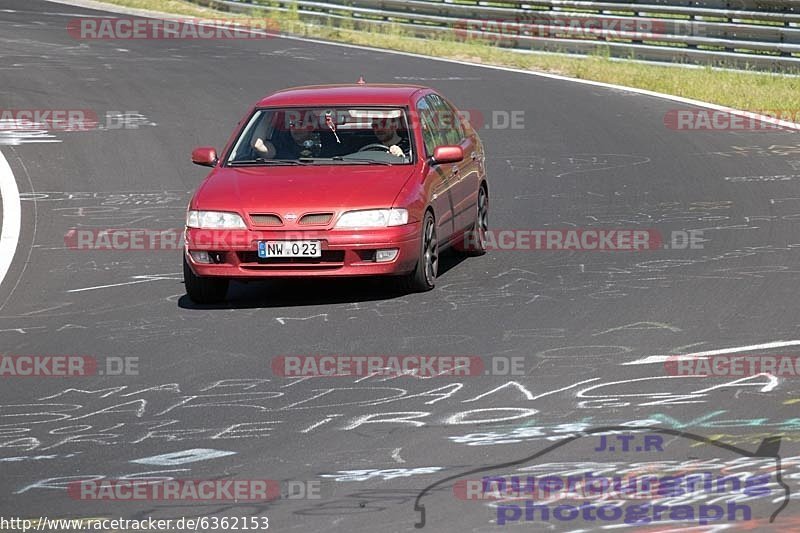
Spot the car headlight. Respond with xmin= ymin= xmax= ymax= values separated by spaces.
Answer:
xmin=186 ymin=210 xmax=246 ymax=229
xmin=335 ymin=209 xmax=408 ymax=228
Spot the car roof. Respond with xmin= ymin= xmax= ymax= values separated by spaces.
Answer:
xmin=255 ymin=84 xmax=431 ymax=107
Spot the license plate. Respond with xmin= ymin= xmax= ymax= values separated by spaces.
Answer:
xmin=258 ymin=240 xmax=321 ymax=258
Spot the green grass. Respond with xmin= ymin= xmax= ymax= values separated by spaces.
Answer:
xmin=95 ymin=0 xmax=800 ymax=112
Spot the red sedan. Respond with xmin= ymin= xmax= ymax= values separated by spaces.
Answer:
xmin=184 ymin=83 xmax=488 ymax=303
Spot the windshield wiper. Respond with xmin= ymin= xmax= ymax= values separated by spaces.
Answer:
xmin=228 ymin=158 xmax=310 ymax=166
xmin=328 ymin=156 xmax=394 ymax=166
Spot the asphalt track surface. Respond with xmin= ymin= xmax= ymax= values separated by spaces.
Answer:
xmin=1 ymin=1 xmax=800 ymax=531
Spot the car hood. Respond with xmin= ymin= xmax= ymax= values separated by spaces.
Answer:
xmin=193 ymin=164 xmax=417 ymax=213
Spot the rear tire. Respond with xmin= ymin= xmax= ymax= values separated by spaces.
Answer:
xmin=183 ymin=255 xmax=229 ymax=304
xmin=462 ymin=184 xmax=488 ymax=256
xmin=399 ymin=211 xmax=438 ymax=292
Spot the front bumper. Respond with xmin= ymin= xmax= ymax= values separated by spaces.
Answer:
xmin=184 ymin=223 xmax=421 ymax=278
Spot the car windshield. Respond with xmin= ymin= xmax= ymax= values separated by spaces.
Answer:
xmin=227 ymin=107 xmax=415 ymax=166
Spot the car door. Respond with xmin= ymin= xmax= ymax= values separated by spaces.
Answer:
xmin=416 ymin=95 xmax=455 ymax=241
xmin=428 ymin=93 xmax=479 ymax=233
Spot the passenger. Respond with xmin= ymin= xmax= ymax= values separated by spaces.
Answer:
xmin=253 ymin=112 xmax=322 ymax=159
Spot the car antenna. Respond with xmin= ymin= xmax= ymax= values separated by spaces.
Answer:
xmin=357 ymin=76 xmax=366 ymax=85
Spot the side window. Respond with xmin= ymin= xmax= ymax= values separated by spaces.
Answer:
xmin=427 ymin=94 xmax=464 ymax=146
xmin=445 ymin=100 xmax=467 ymax=142
xmin=415 ymin=96 xmax=440 ymax=156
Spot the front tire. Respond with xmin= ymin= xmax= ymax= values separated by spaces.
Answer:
xmin=400 ymin=211 xmax=438 ymax=292
xmin=183 ymin=255 xmax=229 ymax=304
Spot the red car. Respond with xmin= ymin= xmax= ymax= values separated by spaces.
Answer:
xmin=184 ymin=83 xmax=488 ymax=303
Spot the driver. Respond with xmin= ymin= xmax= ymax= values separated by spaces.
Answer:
xmin=371 ymin=118 xmax=410 ymax=158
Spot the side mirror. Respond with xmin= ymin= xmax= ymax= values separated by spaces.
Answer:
xmin=431 ymin=145 xmax=464 ymax=165
xmin=192 ymin=147 xmax=218 ymax=167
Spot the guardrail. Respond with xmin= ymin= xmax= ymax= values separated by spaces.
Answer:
xmin=188 ymin=0 xmax=800 ymax=71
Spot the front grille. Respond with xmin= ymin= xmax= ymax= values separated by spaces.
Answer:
xmin=298 ymin=212 xmax=333 ymax=226
xmin=249 ymin=213 xmax=283 ymax=227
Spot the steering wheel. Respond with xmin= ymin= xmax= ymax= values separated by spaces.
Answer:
xmin=358 ymin=143 xmax=391 ymax=153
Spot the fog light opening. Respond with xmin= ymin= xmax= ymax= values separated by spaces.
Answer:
xmin=375 ymin=249 xmax=399 ymax=262
xmin=190 ymin=251 xmax=211 ymax=263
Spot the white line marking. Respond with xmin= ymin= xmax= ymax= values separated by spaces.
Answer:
xmin=67 ymin=273 xmax=181 ymax=293
xmin=131 ymin=448 xmax=236 ymax=466
xmin=391 ymin=447 xmax=406 ymax=464
xmin=275 ymin=313 xmax=328 ymax=325
xmin=0 ymin=327 xmax=46 ymax=334
xmin=0 ymin=150 xmax=21 ymax=291
xmin=300 ymin=414 xmax=342 ymax=433
xmin=44 ymin=0 xmax=800 ymax=132
xmin=623 ymin=340 xmax=800 ymax=365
